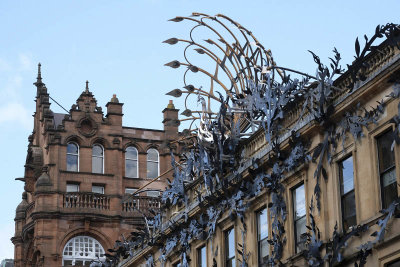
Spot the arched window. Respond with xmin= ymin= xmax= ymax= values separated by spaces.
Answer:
xmin=92 ymin=144 xmax=104 ymax=174
xmin=147 ymin=148 xmax=159 ymax=178
xmin=67 ymin=142 xmax=79 ymax=172
xmin=62 ymin=235 xmax=105 ymax=266
xmin=125 ymin=146 xmax=138 ymax=178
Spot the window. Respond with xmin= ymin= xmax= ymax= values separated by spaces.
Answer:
xmin=62 ymin=235 xmax=105 ymax=266
xmin=146 ymin=190 xmax=160 ymax=197
xmin=66 ymin=183 xmax=79 ymax=192
xmin=387 ymin=259 xmax=400 ymax=267
xmin=92 ymin=185 xmax=104 ymax=194
xmin=147 ymin=148 xmax=159 ymax=178
xmin=225 ymin=228 xmax=235 ymax=267
xmin=339 ymin=156 xmax=356 ymax=229
xmin=292 ymin=183 xmax=306 ymax=253
xmin=67 ymin=142 xmax=79 ymax=172
xmin=125 ymin=146 xmax=138 ymax=178
xmin=197 ymin=246 xmax=207 ymax=267
xmin=377 ymin=130 xmax=398 ymax=209
xmin=125 ymin=188 xmax=138 ymax=195
xmin=125 ymin=188 xmax=139 ymax=207
xmin=92 ymin=144 xmax=104 ymax=174
xmin=257 ymin=208 xmax=269 ymax=266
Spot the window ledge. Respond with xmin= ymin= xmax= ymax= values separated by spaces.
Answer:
xmin=123 ymin=176 xmax=158 ymax=180
xmin=60 ymin=170 xmax=114 ymax=177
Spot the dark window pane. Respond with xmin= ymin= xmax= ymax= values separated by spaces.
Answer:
xmin=383 ymin=168 xmax=397 ymax=187
xmin=147 ymin=161 xmax=158 ymax=178
xmin=295 ymin=216 xmax=306 ymax=250
xmin=92 ymin=145 xmax=103 ymax=157
xmin=67 ymin=154 xmax=78 ymax=172
xmin=227 ymin=258 xmax=236 ymax=267
xmin=259 ymin=238 xmax=269 ymax=266
xmin=377 ymin=131 xmax=395 ymax=172
xmin=125 ymin=159 xmax=138 ymax=178
xmin=387 ymin=259 xmax=400 ymax=267
xmin=342 ymin=191 xmax=357 ymax=228
xmin=382 ymin=169 xmax=398 ymax=209
xmin=92 ymin=157 xmax=103 ymax=173
xmin=377 ymin=130 xmax=398 ymax=209
xmin=126 ymin=147 xmax=138 ymax=159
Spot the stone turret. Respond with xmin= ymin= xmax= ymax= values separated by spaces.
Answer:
xmin=15 ymin=192 xmax=28 ymax=220
xmin=35 ymin=166 xmax=52 ymax=192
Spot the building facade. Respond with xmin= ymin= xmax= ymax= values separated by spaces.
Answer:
xmin=11 ymin=66 xmax=179 ymax=267
xmin=120 ymin=34 xmax=400 ymax=266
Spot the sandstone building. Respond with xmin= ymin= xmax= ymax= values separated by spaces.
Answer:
xmin=11 ymin=66 xmax=179 ymax=266
xmin=120 ymin=32 xmax=400 ymax=266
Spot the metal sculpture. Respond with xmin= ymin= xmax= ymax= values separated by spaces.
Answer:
xmin=96 ymin=14 xmax=400 ymax=267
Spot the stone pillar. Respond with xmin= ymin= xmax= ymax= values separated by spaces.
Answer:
xmin=106 ymin=94 xmax=123 ymax=126
xmin=162 ymin=100 xmax=179 ymax=140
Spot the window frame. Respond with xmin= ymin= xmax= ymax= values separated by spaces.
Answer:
xmin=225 ymin=227 xmax=235 ymax=267
xmin=66 ymin=142 xmax=79 ymax=172
xmin=125 ymin=188 xmax=138 ymax=195
xmin=338 ymin=155 xmax=357 ymax=230
xmin=146 ymin=190 xmax=160 ymax=197
xmin=125 ymin=188 xmax=139 ymax=207
xmin=292 ymin=182 xmax=306 ymax=254
xmin=256 ymin=207 xmax=269 ymax=266
xmin=385 ymin=258 xmax=400 ymax=267
xmin=125 ymin=146 xmax=139 ymax=178
xmin=92 ymin=185 xmax=105 ymax=194
xmin=376 ymin=129 xmax=398 ymax=209
xmin=197 ymin=245 xmax=207 ymax=267
xmin=92 ymin=143 xmax=104 ymax=174
xmin=66 ymin=183 xmax=80 ymax=193
xmin=62 ymin=235 xmax=105 ymax=266
xmin=146 ymin=148 xmax=159 ymax=179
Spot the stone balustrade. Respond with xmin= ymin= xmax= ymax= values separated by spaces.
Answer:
xmin=63 ymin=192 xmax=111 ymax=210
xmin=122 ymin=196 xmax=160 ymax=213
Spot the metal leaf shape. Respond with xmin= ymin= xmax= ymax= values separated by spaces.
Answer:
xmin=181 ymin=109 xmax=192 ymax=117
xmin=183 ymin=84 xmax=195 ymax=92
xmin=355 ymin=37 xmax=360 ymax=58
xmin=164 ymin=60 xmax=181 ymax=69
xmin=189 ymin=65 xmax=199 ymax=73
xmin=163 ymin=38 xmax=179 ymax=45
xmin=194 ymin=48 xmax=205 ymax=54
xmin=166 ymin=89 xmax=183 ymax=97
xmin=168 ymin=16 xmax=184 ymax=22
